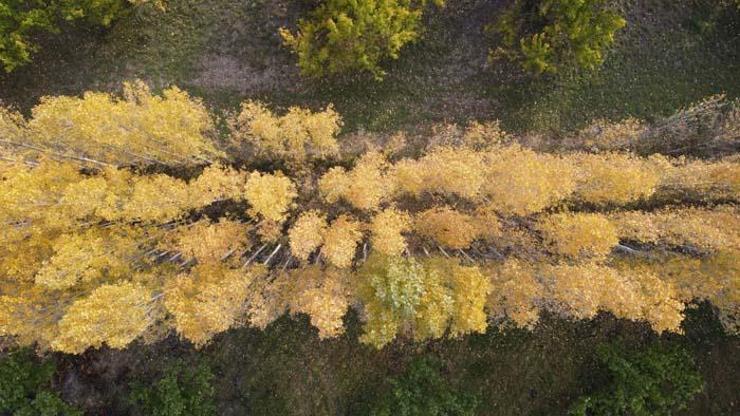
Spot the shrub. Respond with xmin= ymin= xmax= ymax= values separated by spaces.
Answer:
xmin=280 ymin=0 xmax=443 ymax=80
xmin=130 ymin=359 xmax=216 ymax=416
xmin=368 ymin=357 xmax=478 ymax=416
xmin=0 ymin=1 xmax=158 ymax=72
xmin=0 ymin=349 xmax=80 ymax=416
xmin=569 ymin=343 xmax=703 ymax=416
xmin=491 ymin=0 xmax=626 ymax=74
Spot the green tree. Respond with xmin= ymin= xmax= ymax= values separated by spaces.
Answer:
xmin=569 ymin=343 xmax=704 ymax=416
xmin=280 ymin=0 xmax=443 ymax=80
xmin=369 ymin=357 xmax=478 ymax=416
xmin=129 ymin=359 xmax=216 ymax=416
xmin=0 ymin=349 xmax=81 ymax=416
xmin=491 ymin=0 xmax=626 ymax=74
xmin=0 ymin=0 xmax=156 ymax=72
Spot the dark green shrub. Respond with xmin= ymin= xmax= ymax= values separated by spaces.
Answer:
xmin=129 ymin=360 xmax=216 ymax=416
xmin=280 ymin=0 xmax=443 ymax=80
xmin=368 ymin=357 xmax=478 ymax=416
xmin=569 ymin=343 xmax=704 ymax=416
xmin=0 ymin=0 xmax=156 ymax=72
xmin=491 ymin=0 xmax=626 ymax=74
xmin=0 ymin=349 xmax=81 ymax=416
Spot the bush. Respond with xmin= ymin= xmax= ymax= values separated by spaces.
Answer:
xmin=280 ymin=0 xmax=442 ymax=80
xmin=0 ymin=349 xmax=81 ymax=416
xmin=491 ymin=0 xmax=626 ymax=74
xmin=368 ymin=357 xmax=478 ymax=416
xmin=129 ymin=359 xmax=216 ymax=416
xmin=0 ymin=0 xmax=157 ymax=72
xmin=569 ymin=343 xmax=704 ymax=416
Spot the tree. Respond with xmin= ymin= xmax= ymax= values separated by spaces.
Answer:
xmin=414 ymin=207 xmax=481 ymax=249
xmin=0 ymin=349 xmax=81 ymax=416
xmin=288 ymin=210 xmax=328 ymax=262
xmin=392 ymin=146 xmax=486 ymax=200
xmin=230 ymin=101 xmax=341 ymax=164
xmin=368 ymin=357 xmax=478 ymax=416
xmin=569 ymin=343 xmax=703 ymax=416
xmin=491 ymin=0 xmax=626 ymax=74
xmin=357 ymin=255 xmax=490 ymax=348
xmin=322 ymin=214 xmax=364 ymax=268
xmin=23 ymin=81 xmax=220 ymax=166
xmin=280 ymin=0 xmax=443 ymax=79
xmin=0 ymin=1 xmax=161 ymax=72
xmin=164 ymin=263 xmax=263 ymax=347
xmin=538 ymin=212 xmax=618 ymax=259
xmin=129 ymin=359 xmax=216 ymax=416
xmin=244 ymin=171 xmax=297 ymax=223
xmin=51 ymin=282 xmax=154 ymax=353
xmin=369 ymin=208 xmax=411 ymax=256
xmin=319 ymin=151 xmax=392 ymax=211
xmin=571 ymin=152 xmax=662 ymax=206
xmin=482 ymin=144 xmax=575 ymax=215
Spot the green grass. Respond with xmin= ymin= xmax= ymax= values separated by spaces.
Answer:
xmin=1 ymin=1 xmax=737 ymax=136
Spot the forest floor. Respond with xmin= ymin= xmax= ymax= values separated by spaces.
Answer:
xmin=1 ymin=0 xmax=739 ymax=415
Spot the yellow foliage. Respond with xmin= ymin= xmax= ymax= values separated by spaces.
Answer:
xmin=231 ymin=100 xmax=341 ymax=163
xmin=27 ymin=81 xmax=220 ymax=165
xmin=391 ymin=146 xmax=486 ymax=199
xmin=189 ymin=163 xmax=248 ymax=207
xmin=122 ymin=174 xmax=193 ymax=222
xmin=164 ymin=263 xmax=262 ymax=347
xmin=34 ymin=228 xmax=139 ymax=290
xmin=613 ymin=251 xmax=739 ymax=334
xmin=487 ymin=260 xmax=543 ymax=328
xmin=288 ymin=210 xmax=328 ymax=261
xmin=319 ymin=151 xmax=391 ymax=211
xmin=543 ymin=263 xmax=684 ymax=333
xmin=0 ymin=159 xmax=82 ymax=224
xmin=483 ymin=144 xmax=576 ymax=215
xmin=611 ymin=206 xmax=740 ymax=251
xmin=52 ymin=282 xmax=153 ymax=353
xmin=357 ymin=255 xmax=489 ymax=348
xmin=538 ymin=212 xmax=619 ymax=259
xmin=322 ymin=215 xmax=363 ymax=268
xmin=424 ymin=258 xmax=491 ymax=336
xmin=414 ymin=207 xmax=480 ymax=249
xmin=164 ymin=219 xmax=250 ymax=264
xmin=244 ymin=171 xmax=297 ymax=222
xmin=0 ymin=285 xmax=68 ymax=348
xmin=571 ymin=152 xmax=662 ymax=205
xmin=369 ymin=208 xmax=411 ymax=256
xmin=661 ymin=157 xmax=740 ymax=200
xmin=268 ymin=266 xmax=351 ymax=339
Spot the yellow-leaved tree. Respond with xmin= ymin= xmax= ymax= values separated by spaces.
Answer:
xmin=319 ymin=151 xmax=392 ymax=211
xmin=231 ymin=101 xmax=341 ymax=164
xmin=21 ymin=81 xmax=221 ymax=166
xmin=164 ymin=263 xmax=265 ymax=347
xmin=288 ymin=210 xmax=328 ymax=261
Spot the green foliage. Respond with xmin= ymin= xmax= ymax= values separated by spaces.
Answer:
xmin=129 ymin=359 xmax=216 ymax=416
xmin=492 ymin=0 xmax=626 ymax=74
xmin=569 ymin=343 xmax=704 ymax=416
xmin=368 ymin=357 xmax=478 ymax=416
xmin=0 ymin=349 xmax=81 ymax=416
xmin=0 ymin=1 xmax=57 ymax=72
xmin=280 ymin=0 xmax=442 ymax=80
xmin=0 ymin=0 xmax=146 ymax=72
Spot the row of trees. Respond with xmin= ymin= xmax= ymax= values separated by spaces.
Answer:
xmin=280 ymin=0 xmax=629 ymax=78
xmin=0 ymin=84 xmax=737 ymax=353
